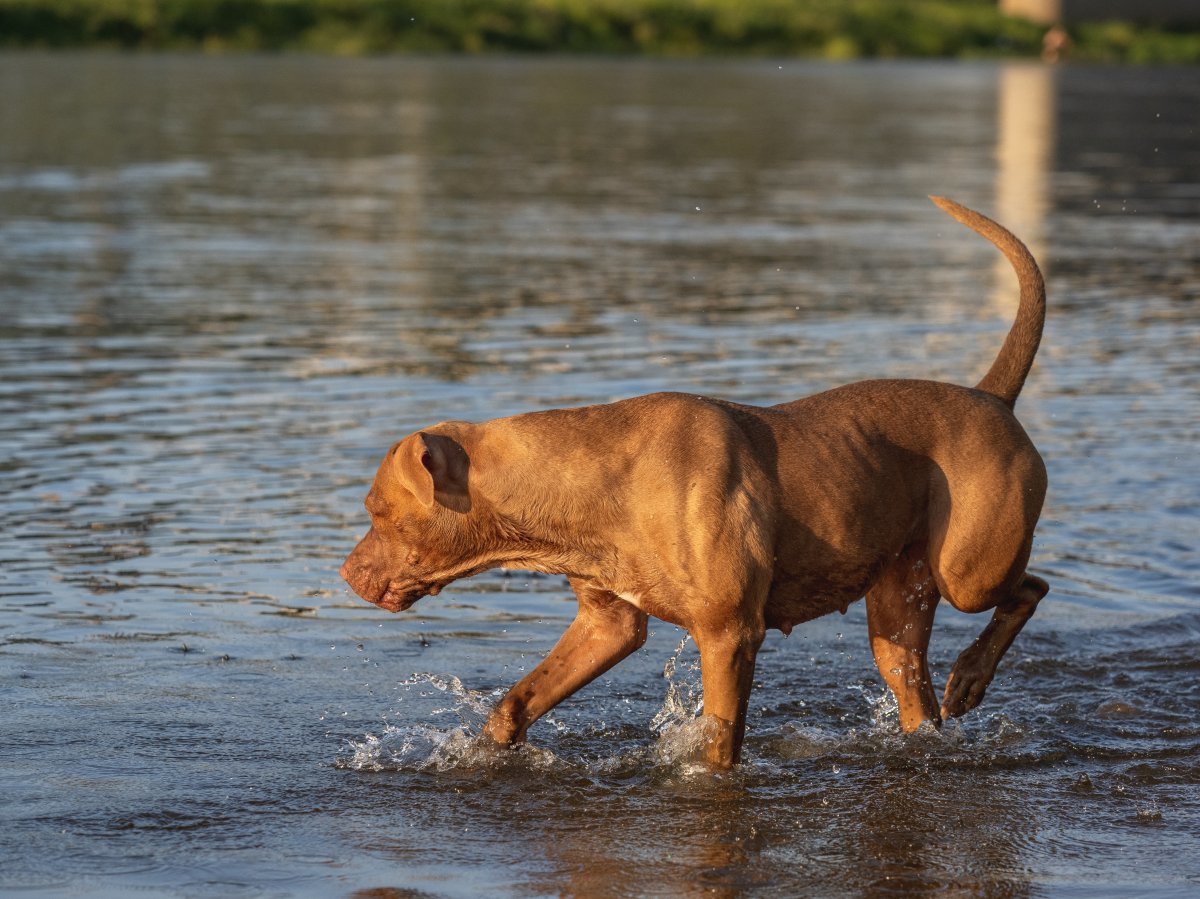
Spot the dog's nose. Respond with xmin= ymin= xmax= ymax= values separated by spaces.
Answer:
xmin=339 ymin=560 xmax=352 ymax=584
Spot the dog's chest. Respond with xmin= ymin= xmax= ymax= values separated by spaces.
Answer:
xmin=612 ymin=588 xmax=689 ymax=628
xmin=616 ymin=591 xmax=643 ymax=609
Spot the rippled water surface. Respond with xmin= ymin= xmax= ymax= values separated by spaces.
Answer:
xmin=2 ymin=55 xmax=1198 ymax=897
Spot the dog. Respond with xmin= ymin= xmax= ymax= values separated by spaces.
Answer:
xmin=341 ymin=197 xmax=1049 ymax=768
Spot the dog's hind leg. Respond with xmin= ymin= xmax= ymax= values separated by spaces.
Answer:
xmin=483 ymin=578 xmax=647 ymax=746
xmin=866 ymin=547 xmax=941 ymax=732
xmin=941 ymin=573 xmax=1048 ymax=720
xmin=928 ymin=440 xmax=1048 ymax=719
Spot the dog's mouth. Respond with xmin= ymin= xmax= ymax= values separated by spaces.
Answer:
xmin=375 ymin=579 xmax=444 ymax=613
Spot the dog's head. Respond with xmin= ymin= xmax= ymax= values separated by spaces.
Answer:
xmin=340 ymin=428 xmax=475 ymax=612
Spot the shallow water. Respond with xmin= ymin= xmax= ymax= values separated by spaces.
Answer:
xmin=1 ymin=55 xmax=1198 ymax=897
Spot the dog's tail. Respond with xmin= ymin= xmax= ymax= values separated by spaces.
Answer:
xmin=930 ymin=196 xmax=1046 ymax=409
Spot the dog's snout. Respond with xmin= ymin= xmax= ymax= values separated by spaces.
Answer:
xmin=340 ymin=551 xmax=373 ymax=597
xmin=341 ymin=528 xmax=380 ymax=595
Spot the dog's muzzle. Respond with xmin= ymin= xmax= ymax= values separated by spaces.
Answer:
xmin=376 ymin=579 xmax=444 ymax=613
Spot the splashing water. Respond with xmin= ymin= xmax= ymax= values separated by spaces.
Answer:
xmin=648 ymin=635 xmax=719 ymax=770
xmin=341 ymin=638 xmax=729 ymax=775
xmin=337 ymin=635 xmax=1024 ymax=780
xmin=338 ymin=673 xmax=555 ymax=773
xmin=649 ymin=635 xmax=704 ymax=733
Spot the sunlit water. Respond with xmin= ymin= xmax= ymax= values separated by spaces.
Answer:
xmin=1 ymin=55 xmax=1198 ymax=896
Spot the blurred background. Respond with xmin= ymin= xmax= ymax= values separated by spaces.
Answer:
xmin=1 ymin=3 xmax=1198 ymax=898
xmin=0 ymin=0 xmax=1199 ymax=60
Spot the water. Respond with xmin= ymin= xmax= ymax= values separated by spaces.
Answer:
xmin=1 ymin=54 xmax=1198 ymax=896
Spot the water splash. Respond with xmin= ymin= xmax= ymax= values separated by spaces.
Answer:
xmin=339 ymin=673 xmax=561 ymax=773
xmin=865 ymin=681 xmax=900 ymax=729
xmin=646 ymin=635 xmax=721 ymax=771
xmin=341 ymin=639 xmax=728 ymax=775
xmin=339 ymin=643 xmax=1040 ymax=779
xmin=649 ymin=635 xmax=703 ymax=733
xmin=767 ymin=682 xmax=1040 ymax=772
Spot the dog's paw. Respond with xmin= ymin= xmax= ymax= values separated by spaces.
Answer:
xmin=940 ymin=648 xmax=994 ymax=720
xmin=482 ymin=695 xmax=527 ymax=746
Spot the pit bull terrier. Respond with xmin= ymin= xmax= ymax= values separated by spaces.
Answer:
xmin=341 ymin=196 xmax=1049 ymax=768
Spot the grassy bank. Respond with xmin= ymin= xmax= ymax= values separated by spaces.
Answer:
xmin=1 ymin=0 xmax=1199 ymax=62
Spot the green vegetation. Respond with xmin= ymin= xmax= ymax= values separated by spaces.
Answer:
xmin=0 ymin=0 xmax=1197 ymax=62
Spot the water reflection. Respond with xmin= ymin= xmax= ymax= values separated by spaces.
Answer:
xmin=995 ymin=63 xmax=1057 ymax=311
xmin=347 ymin=741 xmax=1046 ymax=897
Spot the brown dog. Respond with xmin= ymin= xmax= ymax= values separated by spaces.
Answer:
xmin=341 ymin=197 xmax=1049 ymax=768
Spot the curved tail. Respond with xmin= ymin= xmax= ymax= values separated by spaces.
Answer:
xmin=930 ymin=196 xmax=1046 ymax=408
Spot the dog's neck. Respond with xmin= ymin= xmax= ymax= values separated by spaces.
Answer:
xmin=463 ymin=417 xmax=623 ymax=581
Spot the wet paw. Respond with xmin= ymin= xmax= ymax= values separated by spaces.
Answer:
xmin=940 ymin=650 xmax=995 ymax=720
xmin=482 ymin=695 xmax=526 ymax=745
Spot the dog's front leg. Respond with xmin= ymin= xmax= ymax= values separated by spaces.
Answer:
xmin=483 ymin=580 xmax=648 ymax=747
xmin=692 ymin=620 xmax=765 ymax=769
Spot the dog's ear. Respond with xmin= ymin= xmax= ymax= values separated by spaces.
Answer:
xmin=394 ymin=432 xmax=470 ymax=511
